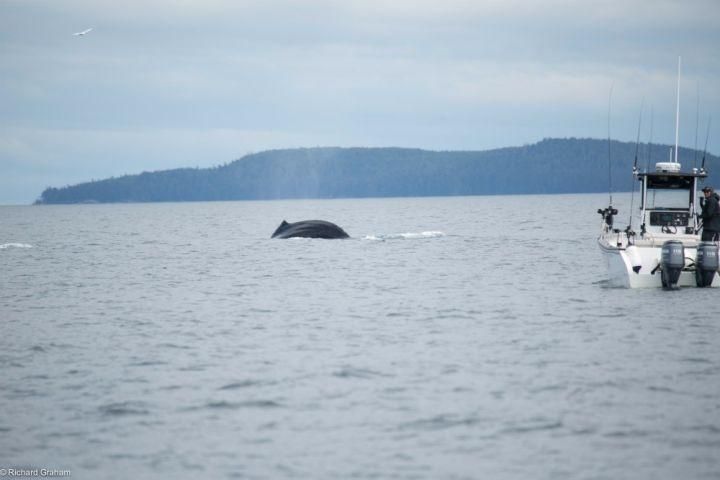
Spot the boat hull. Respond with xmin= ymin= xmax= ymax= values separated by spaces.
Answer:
xmin=598 ymin=238 xmax=720 ymax=288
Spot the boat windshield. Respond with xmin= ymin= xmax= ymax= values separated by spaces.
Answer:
xmin=646 ymin=188 xmax=690 ymax=210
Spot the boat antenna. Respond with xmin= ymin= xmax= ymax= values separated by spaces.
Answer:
xmin=607 ymin=84 xmax=614 ymax=205
xmin=628 ymin=101 xmax=643 ymax=229
xmin=701 ymin=115 xmax=711 ymax=172
xmin=674 ymin=56 xmax=681 ymax=164
xmin=694 ymin=81 xmax=700 ymax=168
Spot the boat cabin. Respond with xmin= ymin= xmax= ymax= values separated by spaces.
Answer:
xmin=637 ymin=162 xmax=707 ymax=236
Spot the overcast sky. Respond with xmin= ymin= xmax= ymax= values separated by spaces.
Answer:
xmin=1 ymin=0 xmax=719 ymax=204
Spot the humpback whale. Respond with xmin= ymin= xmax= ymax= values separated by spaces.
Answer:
xmin=271 ymin=220 xmax=349 ymax=239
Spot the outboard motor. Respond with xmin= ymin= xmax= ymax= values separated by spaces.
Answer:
xmin=695 ymin=242 xmax=719 ymax=288
xmin=660 ymin=240 xmax=685 ymax=290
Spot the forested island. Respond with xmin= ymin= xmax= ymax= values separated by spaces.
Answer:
xmin=36 ymin=138 xmax=719 ymax=204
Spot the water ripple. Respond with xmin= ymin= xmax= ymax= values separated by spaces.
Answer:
xmin=98 ymin=401 xmax=150 ymax=417
xmin=204 ymin=400 xmax=282 ymax=410
xmin=399 ymin=414 xmax=484 ymax=431
xmin=333 ymin=366 xmax=387 ymax=379
xmin=219 ymin=380 xmax=264 ymax=390
xmin=499 ymin=419 xmax=564 ymax=435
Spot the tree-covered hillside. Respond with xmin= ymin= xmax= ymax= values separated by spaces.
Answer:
xmin=36 ymin=138 xmax=719 ymax=204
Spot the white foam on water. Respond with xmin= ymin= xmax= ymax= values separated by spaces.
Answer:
xmin=399 ymin=231 xmax=446 ymax=239
xmin=362 ymin=231 xmax=446 ymax=241
xmin=0 ymin=243 xmax=33 ymax=249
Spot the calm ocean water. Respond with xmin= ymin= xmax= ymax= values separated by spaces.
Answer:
xmin=1 ymin=194 xmax=719 ymax=480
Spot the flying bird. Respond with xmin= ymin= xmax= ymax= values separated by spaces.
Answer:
xmin=72 ymin=28 xmax=93 ymax=36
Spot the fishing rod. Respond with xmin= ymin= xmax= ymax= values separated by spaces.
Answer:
xmin=700 ymin=115 xmax=711 ymax=172
xmin=694 ymin=82 xmax=700 ymax=169
xmin=696 ymin=115 xmax=711 ymax=233
xmin=645 ymin=107 xmax=654 ymax=172
xmin=674 ymin=56 xmax=681 ymax=164
xmin=597 ymin=85 xmax=618 ymax=232
xmin=627 ymin=101 xmax=643 ymax=232
xmin=607 ymin=85 xmax=614 ymax=206
xmin=632 ymin=100 xmax=644 ymax=174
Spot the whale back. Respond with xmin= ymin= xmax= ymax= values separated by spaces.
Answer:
xmin=271 ymin=220 xmax=349 ymax=239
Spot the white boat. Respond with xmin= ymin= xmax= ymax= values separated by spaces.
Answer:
xmin=597 ymin=58 xmax=719 ymax=289
xmin=597 ymin=161 xmax=719 ymax=288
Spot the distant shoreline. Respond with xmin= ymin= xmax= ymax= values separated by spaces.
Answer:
xmin=35 ymin=138 xmax=719 ymax=205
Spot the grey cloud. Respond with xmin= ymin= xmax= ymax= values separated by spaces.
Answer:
xmin=0 ymin=0 xmax=718 ymax=204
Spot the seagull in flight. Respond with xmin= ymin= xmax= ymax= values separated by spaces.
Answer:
xmin=73 ymin=28 xmax=93 ymax=36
